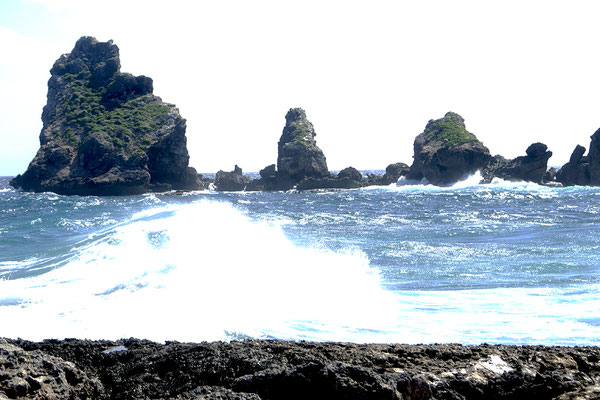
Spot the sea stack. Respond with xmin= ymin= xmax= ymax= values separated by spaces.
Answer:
xmin=276 ymin=107 xmax=329 ymax=188
xmin=556 ymin=128 xmax=600 ymax=186
xmin=406 ymin=112 xmax=492 ymax=185
xmin=10 ymin=36 xmax=201 ymax=195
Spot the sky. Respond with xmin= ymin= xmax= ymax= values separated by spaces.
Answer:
xmin=1 ymin=0 xmax=600 ymax=176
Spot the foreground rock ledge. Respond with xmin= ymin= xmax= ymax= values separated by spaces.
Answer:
xmin=2 ymin=339 xmax=599 ymax=399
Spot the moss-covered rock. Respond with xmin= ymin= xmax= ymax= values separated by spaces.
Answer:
xmin=276 ymin=108 xmax=329 ymax=186
xmin=11 ymin=36 xmax=201 ymax=195
xmin=407 ymin=112 xmax=492 ymax=185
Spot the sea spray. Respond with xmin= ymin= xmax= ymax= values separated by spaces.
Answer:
xmin=0 ymin=200 xmax=398 ymax=341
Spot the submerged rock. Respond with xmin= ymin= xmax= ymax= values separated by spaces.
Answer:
xmin=10 ymin=36 xmax=202 ymax=195
xmin=5 ymin=338 xmax=600 ymax=400
xmin=406 ymin=112 xmax=492 ymax=185
xmin=556 ymin=128 xmax=600 ymax=186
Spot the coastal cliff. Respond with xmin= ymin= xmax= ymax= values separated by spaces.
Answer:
xmin=2 ymin=338 xmax=599 ymax=399
xmin=10 ymin=36 xmax=201 ymax=195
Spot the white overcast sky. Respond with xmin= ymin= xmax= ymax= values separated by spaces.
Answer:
xmin=1 ymin=0 xmax=600 ymax=175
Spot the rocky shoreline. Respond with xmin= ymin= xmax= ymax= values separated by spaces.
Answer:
xmin=1 ymin=338 xmax=599 ymax=399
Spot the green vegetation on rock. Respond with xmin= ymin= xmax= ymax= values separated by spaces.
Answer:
xmin=52 ymin=68 xmax=174 ymax=153
xmin=423 ymin=112 xmax=479 ymax=146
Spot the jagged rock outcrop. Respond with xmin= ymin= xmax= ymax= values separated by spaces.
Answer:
xmin=10 ymin=36 xmax=202 ymax=195
xmin=0 ymin=339 xmax=102 ymax=399
xmin=406 ymin=112 xmax=492 ymax=185
xmin=556 ymin=128 xmax=600 ymax=186
xmin=5 ymin=338 xmax=600 ymax=400
xmin=214 ymin=165 xmax=251 ymax=191
xmin=276 ymin=108 xmax=329 ymax=188
xmin=366 ymin=163 xmax=410 ymax=186
xmin=482 ymin=142 xmax=553 ymax=183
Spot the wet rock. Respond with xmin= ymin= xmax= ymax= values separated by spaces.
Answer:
xmin=367 ymin=163 xmax=410 ymax=186
xmin=296 ymin=167 xmax=364 ymax=190
xmin=482 ymin=142 xmax=553 ymax=184
xmin=215 ymin=165 xmax=251 ymax=191
xmin=406 ymin=112 xmax=492 ymax=185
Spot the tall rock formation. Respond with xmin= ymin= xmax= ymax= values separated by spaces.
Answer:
xmin=556 ymin=128 xmax=600 ymax=186
xmin=10 ymin=36 xmax=201 ymax=195
xmin=406 ymin=112 xmax=492 ymax=185
xmin=276 ymin=108 xmax=329 ymax=187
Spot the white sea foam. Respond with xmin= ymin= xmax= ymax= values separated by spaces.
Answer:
xmin=1 ymin=198 xmax=599 ymax=345
xmin=0 ymin=200 xmax=398 ymax=342
xmin=386 ymin=171 xmax=555 ymax=193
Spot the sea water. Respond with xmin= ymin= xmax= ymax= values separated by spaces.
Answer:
xmin=0 ymin=174 xmax=599 ymax=345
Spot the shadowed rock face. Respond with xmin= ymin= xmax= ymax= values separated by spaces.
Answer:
xmin=406 ymin=112 xmax=492 ymax=185
xmin=483 ymin=142 xmax=553 ymax=183
xmin=215 ymin=165 xmax=251 ymax=191
xmin=556 ymin=128 xmax=600 ymax=186
xmin=10 ymin=36 xmax=201 ymax=195
xmin=277 ymin=108 xmax=329 ymax=185
xmin=4 ymin=338 xmax=600 ymax=400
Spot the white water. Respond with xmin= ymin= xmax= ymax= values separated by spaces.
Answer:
xmin=0 ymin=200 xmax=398 ymax=342
xmin=2 ymin=180 xmax=599 ymax=345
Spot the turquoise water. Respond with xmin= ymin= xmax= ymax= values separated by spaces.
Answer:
xmin=0 ymin=175 xmax=599 ymax=345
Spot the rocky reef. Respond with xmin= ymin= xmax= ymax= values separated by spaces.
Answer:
xmin=556 ymin=128 xmax=600 ymax=186
xmin=2 ymin=338 xmax=599 ymax=399
xmin=10 ymin=36 xmax=202 ymax=195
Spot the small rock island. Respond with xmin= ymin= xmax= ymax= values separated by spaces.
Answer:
xmin=11 ymin=36 xmax=596 ymax=195
xmin=10 ymin=37 xmax=201 ymax=195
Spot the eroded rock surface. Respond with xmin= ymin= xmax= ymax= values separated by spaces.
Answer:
xmin=483 ymin=142 xmax=553 ymax=184
xmin=5 ymin=338 xmax=600 ymax=400
xmin=406 ymin=112 xmax=493 ymax=185
xmin=276 ymin=108 xmax=329 ymax=187
xmin=10 ymin=36 xmax=202 ymax=195
xmin=215 ymin=165 xmax=251 ymax=191
xmin=556 ymin=128 xmax=600 ymax=186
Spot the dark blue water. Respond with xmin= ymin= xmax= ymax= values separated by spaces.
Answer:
xmin=1 ymin=175 xmax=599 ymax=344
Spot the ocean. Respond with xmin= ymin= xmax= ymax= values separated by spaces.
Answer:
xmin=0 ymin=174 xmax=599 ymax=345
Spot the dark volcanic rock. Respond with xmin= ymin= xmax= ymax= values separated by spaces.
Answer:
xmin=296 ymin=167 xmax=364 ymax=190
xmin=406 ymin=112 xmax=492 ymax=185
xmin=10 ymin=36 xmax=202 ymax=195
xmin=276 ymin=108 xmax=329 ymax=187
xmin=0 ymin=339 xmax=102 ymax=399
xmin=337 ymin=166 xmax=363 ymax=182
xmin=556 ymin=128 xmax=600 ymax=186
xmin=5 ymin=338 xmax=600 ymax=400
xmin=215 ymin=165 xmax=251 ymax=191
xmin=367 ymin=162 xmax=410 ymax=186
xmin=482 ymin=142 xmax=553 ymax=183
